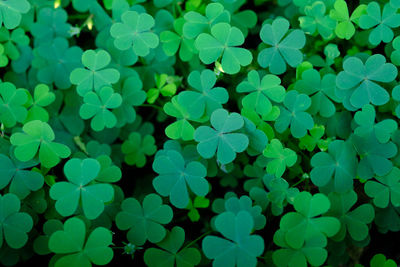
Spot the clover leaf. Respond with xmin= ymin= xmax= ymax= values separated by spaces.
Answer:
xmin=370 ymin=254 xmax=398 ymax=267
xmin=0 ymin=154 xmax=43 ymax=199
xmin=121 ymin=132 xmax=157 ymax=167
xmin=116 ymin=194 xmax=173 ymax=246
xmin=0 ymin=81 xmax=27 ymax=128
xmin=110 ymin=11 xmax=159 ymax=57
xmin=31 ymin=7 xmax=71 ymax=42
xmin=294 ymin=69 xmax=339 ymax=118
xmin=195 ymin=22 xmax=252 ymax=74
xmin=365 ymin=167 xmax=400 ymax=208
xmin=10 ymin=120 xmax=71 ymax=168
xmin=275 ymin=90 xmax=314 ymax=138
xmin=183 ymin=2 xmax=230 ymax=39
xmin=194 ymin=108 xmax=249 ymax=164
xmin=391 ymin=36 xmax=400 ymax=66
xmin=202 ymin=211 xmax=264 ymax=267
xmin=310 ymin=140 xmax=357 ymax=193
xmin=258 ymin=17 xmax=306 ymax=75
xmin=359 ymin=2 xmax=400 ymax=46
xmin=79 ymin=86 xmax=122 ymax=131
xmin=264 ymin=175 xmax=299 ymax=216
xmin=48 ymin=217 xmax=113 ymax=267
xmin=326 ymin=190 xmax=374 ymax=241
xmin=237 ymin=70 xmax=285 ymax=117
xmin=25 ymin=84 xmax=55 ymax=123
xmin=49 ymin=158 xmax=114 ymax=219
xmin=278 ymin=192 xmax=340 ymax=249
xmin=336 ymin=54 xmax=397 ymax=108
xmin=153 ymin=150 xmax=209 ymax=208
xmin=0 ymin=27 xmax=29 ymax=60
xmin=147 ymin=73 xmax=177 ymax=104
xmin=330 ymin=0 xmax=367 ymax=40
xmin=160 ymin=17 xmax=197 ymax=62
xmin=0 ymin=0 xmax=30 ymax=29
xmin=263 ymin=139 xmax=297 ymax=178
xmin=144 ymin=226 xmax=201 ymax=267
xmin=70 ymin=49 xmax=120 ymax=96
xmin=179 ymin=69 xmax=228 ymax=118
xmin=299 ymin=1 xmax=336 ymax=39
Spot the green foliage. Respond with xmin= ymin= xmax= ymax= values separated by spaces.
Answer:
xmin=1 ymin=0 xmax=400 ymax=266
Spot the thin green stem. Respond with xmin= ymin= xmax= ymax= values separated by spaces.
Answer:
xmin=182 ymin=230 xmax=213 ymax=250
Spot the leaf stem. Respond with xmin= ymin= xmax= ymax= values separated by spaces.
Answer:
xmin=182 ymin=230 xmax=213 ymax=250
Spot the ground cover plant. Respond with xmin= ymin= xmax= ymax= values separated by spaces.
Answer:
xmin=2 ymin=0 xmax=400 ymax=266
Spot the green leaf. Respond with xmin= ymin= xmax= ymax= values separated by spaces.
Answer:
xmin=121 ymin=132 xmax=157 ymax=167
xmin=0 ymin=0 xmax=30 ymax=29
xmin=263 ymin=139 xmax=297 ymax=178
xmin=365 ymin=167 xmax=400 ymax=208
xmin=0 ymin=82 xmax=27 ymax=128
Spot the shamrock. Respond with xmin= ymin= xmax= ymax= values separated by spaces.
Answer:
xmin=187 ymin=196 xmax=210 ymax=222
xmin=116 ymin=194 xmax=173 ymax=246
xmin=264 ymin=175 xmax=299 ymax=216
xmin=299 ymin=125 xmax=327 ymax=152
xmin=310 ymin=140 xmax=358 ymax=193
xmin=49 ymin=158 xmax=114 ymax=219
xmin=30 ymin=7 xmax=71 ymax=42
xmin=0 ymin=0 xmax=30 ymax=29
xmin=153 ymin=150 xmax=209 ymax=208
xmin=275 ymin=90 xmax=314 ymax=138
xmin=236 ymin=70 xmax=285 ymax=117
xmin=195 ymin=22 xmax=253 ymax=74
xmin=202 ymin=211 xmax=264 ymax=267
xmin=299 ymin=1 xmax=336 ymax=39
xmin=183 ymin=2 xmax=230 ymax=39
xmin=359 ymin=2 xmax=400 ymax=46
xmin=352 ymin=133 xmax=397 ymax=179
xmin=277 ymin=192 xmax=340 ymax=249
xmin=354 ymin=104 xmax=397 ymax=143
xmin=34 ymin=37 xmax=83 ymax=89
xmin=110 ymin=11 xmax=159 ymax=57
xmin=49 ymin=217 xmax=113 ymax=267
xmin=336 ymin=54 xmax=397 ymax=108
xmin=194 ymin=108 xmax=249 ymax=164
xmin=326 ymin=190 xmax=375 ymax=241
xmin=25 ymin=84 xmax=55 ymax=122
xmin=294 ymin=69 xmax=339 ymax=118
xmin=70 ymin=49 xmax=120 ymax=96
xmin=0 ymin=193 xmax=33 ymax=249
xmin=144 ymin=226 xmax=201 ymax=267
xmin=10 ymin=120 xmax=71 ymax=168
xmin=263 ymin=139 xmax=297 ymax=178
xmin=0 ymin=27 xmax=29 ymax=60
xmin=147 ymin=73 xmax=177 ymax=104
xmin=258 ymin=18 xmax=306 ymax=75
xmin=0 ymin=81 xmax=27 ymax=128
xmin=273 ymin=232 xmax=328 ymax=267
xmin=160 ymin=17 xmax=197 ymax=62
xmin=121 ymin=132 xmax=157 ymax=167
xmin=0 ymin=154 xmax=43 ymax=199
xmin=364 ymin=167 xmax=400 ymax=208
xmin=163 ymin=96 xmax=201 ymax=141
xmin=79 ymin=86 xmax=122 ymax=131
xmin=329 ymin=0 xmax=367 ymax=40
xmin=179 ymin=69 xmax=229 ymax=118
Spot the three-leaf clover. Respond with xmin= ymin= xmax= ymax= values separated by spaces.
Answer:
xmin=364 ymin=167 xmax=400 ymax=208
xmin=110 ymin=11 xmax=159 ymax=57
xmin=299 ymin=1 xmax=336 ymax=39
xmin=310 ymin=140 xmax=358 ymax=193
xmin=10 ymin=120 xmax=71 ymax=168
xmin=48 ymin=217 xmax=113 ymax=267
xmin=202 ymin=211 xmax=264 ymax=267
xmin=0 ymin=81 xmax=27 ymax=128
xmin=70 ymin=49 xmax=120 ymax=96
xmin=359 ymin=2 xmax=400 ymax=46
xmin=25 ymin=84 xmax=55 ymax=122
xmin=263 ymin=139 xmax=297 ymax=178
xmin=153 ymin=150 xmax=209 ymax=208
xmin=49 ymin=158 xmax=114 ymax=219
xmin=116 ymin=194 xmax=173 ymax=246
xmin=144 ymin=226 xmax=201 ymax=267
xmin=336 ymin=54 xmax=397 ymax=109
xmin=79 ymin=86 xmax=122 ymax=131
xmin=275 ymin=90 xmax=314 ymax=138
xmin=236 ymin=70 xmax=285 ymax=117
xmin=0 ymin=193 xmax=33 ymax=249
xmin=194 ymin=108 xmax=249 ymax=164
xmin=258 ymin=18 xmax=306 ymax=75
xmin=195 ymin=22 xmax=252 ymax=74
xmin=0 ymin=0 xmax=30 ymax=29
xmin=121 ymin=132 xmax=157 ymax=167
